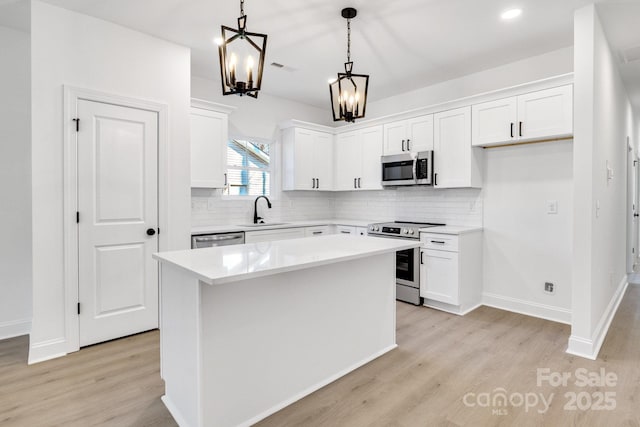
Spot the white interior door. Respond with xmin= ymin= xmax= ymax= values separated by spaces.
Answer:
xmin=77 ymin=99 xmax=159 ymax=347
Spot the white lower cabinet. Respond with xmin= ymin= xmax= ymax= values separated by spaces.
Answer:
xmin=420 ymin=230 xmax=483 ymax=315
xmin=245 ymin=228 xmax=306 ymax=243
xmin=305 ymin=225 xmax=330 ymax=237
xmin=335 ymin=225 xmax=368 ymax=236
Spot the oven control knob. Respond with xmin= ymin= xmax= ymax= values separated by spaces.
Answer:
xmin=369 ymin=225 xmax=374 ymax=231
xmin=375 ymin=226 xmax=380 ymax=231
xmin=403 ymin=229 xmax=409 ymax=234
xmin=409 ymin=229 xmax=415 ymax=235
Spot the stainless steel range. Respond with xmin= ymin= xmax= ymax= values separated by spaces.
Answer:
xmin=368 ymin=221 xmax=445 ymax=305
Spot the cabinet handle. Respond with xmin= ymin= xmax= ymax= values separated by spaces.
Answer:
xmin=358 ymin=177 xmax=361 ymax=188
xmin=317 ymin=178 xmax=320 ymax=189
xmin=434 ymin=173 xmax=438 ymax=186
xmin=401 ymin=139 xmax=406 ymax=152
xmin=420 ymin=251 xmax=424 ymax=264
xmin=407 ymin=139 xmax=411 ymax=151
xmin=519 ymin=121 xmax=523 ymax=137
xmin=354 ymin=178 xmax=357 ymax=189
xmin=431 ymin=240 xmax=446 ymax=244
xmin=312 ymin=231 xmax=323 ymax=235
xmin=341 ymin=231 xmax=351 ymax=234
xmin=224 ymin=173 xmax=228 ymax=186
xmin=510 ymin=123 xmax=514 ymax=138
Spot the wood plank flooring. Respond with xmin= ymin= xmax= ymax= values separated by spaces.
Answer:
xmin=2 ymin=285 xmax=640 ymax=426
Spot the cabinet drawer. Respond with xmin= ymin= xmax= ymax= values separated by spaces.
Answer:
xmin=305 ymin=225 xmax=330 ymax=237
xmin=421 ymin=233 xmax=459 ymax=251
xmin=336 ymin=225 xmax=356 ymax=235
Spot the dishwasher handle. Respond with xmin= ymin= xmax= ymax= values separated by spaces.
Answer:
xmin=194 ymin=235 xmax=242 ymax=242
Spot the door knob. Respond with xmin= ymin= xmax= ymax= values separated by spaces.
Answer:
xmin=146 ymin=228 xmax=156 ymax=236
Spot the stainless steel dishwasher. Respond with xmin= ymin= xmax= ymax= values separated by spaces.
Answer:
xmin=191 ymin=231 xmax=245 ymax=248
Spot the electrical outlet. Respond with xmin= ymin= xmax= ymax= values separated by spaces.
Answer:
xmin=546 ymin=200 xmax=558 ymax=215
xmin=544 ymin=282 xmax=555 ymax=294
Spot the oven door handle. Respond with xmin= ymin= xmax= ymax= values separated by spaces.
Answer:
xmin=413 ymin=159 xmax=418 ymax=183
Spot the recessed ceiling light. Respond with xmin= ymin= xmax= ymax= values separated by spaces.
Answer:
xmin=501 ymin=8 xmax=522 ymax=20
xmin=213 ymin=37 xmax=224 ymax=46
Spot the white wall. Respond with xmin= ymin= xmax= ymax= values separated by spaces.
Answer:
xmin=0 ymin=22 xmax=31 ymax=339
xmin=192 ymin=75 xmax=331 ymax=141
xmin=365 ymin=47 xmax=574 ymax=120
xmin=569 ymin=5 xmax=634 ymax=358
xmin=30 ymin=1 xmax=191 ymax=363
xmin=482 ymin=141 xmax=573 ymax=323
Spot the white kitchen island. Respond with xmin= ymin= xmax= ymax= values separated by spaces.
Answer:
xmin=153 ymin=235 xmax=419 ymax=427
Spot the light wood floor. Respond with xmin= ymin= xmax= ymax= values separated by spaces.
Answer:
xmin=2 ymin=286 xmax=640 ymax=426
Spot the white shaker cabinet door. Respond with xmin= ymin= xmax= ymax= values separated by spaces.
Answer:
xmin=191 ymin=107 xmax=228 ymax=188
xmin=313 ymin=131 xmax=334 ymax=191
xmin=422 ymin=249 xmax=459 ymax=305
xmin=359 ymin=126 xmax=383 ymax=190
xmin=516 ymin=85 xmax=573 ymax=142
xmin=334 ymin=131 xmax=360 ymax=191
xmin=471 ymin=97 xmax=517 ymax=147
xmin=383 ymin=121 xmax=408 ymax=155
xmin=406 ymin=114 xmax=434 ymax=152
xmin=293 ymin=128 xmax=316 ymax=190
xmin=434 ymin=106 xmax=477 ymax=188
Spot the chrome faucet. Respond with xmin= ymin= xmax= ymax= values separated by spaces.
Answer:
xmin=253 ymin=196 xmax=272 ymax=224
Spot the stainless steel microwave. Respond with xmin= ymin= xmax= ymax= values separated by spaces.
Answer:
xmin=381 ymin=151 xmax=433 ymax=186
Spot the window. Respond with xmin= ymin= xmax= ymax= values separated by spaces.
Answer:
xmin=224 ymin=139 xmax=271 ymax=196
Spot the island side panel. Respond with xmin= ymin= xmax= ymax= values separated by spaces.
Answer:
xmin=159 ymin=265 xmax=202 ymax=427
xmin=199 ymin=252 xmax=396 ymax=427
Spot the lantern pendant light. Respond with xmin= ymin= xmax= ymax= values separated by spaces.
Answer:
xmin=218 ymin=0 xmax=268 ymax=98
xmin=329 ymin=7 xmax=369 ymax=123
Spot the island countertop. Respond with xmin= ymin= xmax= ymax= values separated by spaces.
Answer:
xmin=153 ymin=234 xmax=420 ymax=285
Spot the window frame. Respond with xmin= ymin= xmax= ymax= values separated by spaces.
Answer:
xmin=221 ymin=135 xmax=277 ymax=200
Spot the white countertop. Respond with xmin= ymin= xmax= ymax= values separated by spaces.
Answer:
xmin=420 ymin=225 xmax=483 ymax=235
xmin=191 ymin=218 xmax=377 ymax=235
xmin=154 ymin=235 xmax=420 ymax=285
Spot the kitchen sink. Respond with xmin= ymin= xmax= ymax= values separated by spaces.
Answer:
xmin=237 ymin=222 xmax=290 ymax=227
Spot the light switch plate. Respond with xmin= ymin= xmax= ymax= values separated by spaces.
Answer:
xmin=546 ymin=200 xmax=558 ymax=215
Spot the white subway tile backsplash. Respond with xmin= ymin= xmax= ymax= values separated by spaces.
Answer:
xmin=192 ymin=187 xmax=482 ymax=228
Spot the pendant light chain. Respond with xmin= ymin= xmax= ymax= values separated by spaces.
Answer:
xmin=346 ymin=18 xmax=351 ymax=63
xmin=240 ymin=0 xmax=245 ymax=17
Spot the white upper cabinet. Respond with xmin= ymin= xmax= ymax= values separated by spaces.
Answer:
xmin=433 ymin=106 xmax=482 ymax=189
xmin=360 ymin=126 xmax=384 ymax=190
xmin=282 ymin=127 xmax=334 ymax=191
xmin=383 ymin=114 xmax=433 ymax=155
xmin=471 ymin=97 xmax=517 ymax=147
xmin=472 ymin=84 xmax=573 ymax=147
xmin=517 ymin=85 xmax=573 ymax=142
xmin=191 ymin=106 xmax=229 ymax=188
xmin=335 ymin=126 xmax=383 ymax=191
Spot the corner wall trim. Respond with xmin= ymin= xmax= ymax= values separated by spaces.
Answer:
xmin=482 ymin=292 xmax=572 ymax=324
xmin=0 ymin=318 xmax=31 ymax=340
xmin=28 ymin=337 xmax=68 ymax=364
xmin=566 ymin=278 xmax=628 ymax=360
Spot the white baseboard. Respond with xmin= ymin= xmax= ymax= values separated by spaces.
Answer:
xmin=28 ymin=337 xmax=68 ymax=364
xmin=482 ymin=292 xmax=572 ymax=324
xmin=566 ymin=278 xmax=628 ymax=360
xmin=162 ymin=395 xmax=193 ymax=427
xmin=0 ymin=318 xmax=31 ymax=340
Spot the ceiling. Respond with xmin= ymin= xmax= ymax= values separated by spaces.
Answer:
xmin=597 ymin=1 xmax=640 ymax=112
xmin=9 ymin=0 xmax=640 ymax=110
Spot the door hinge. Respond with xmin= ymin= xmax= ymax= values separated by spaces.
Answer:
xmin=72 ymin=118 xmax=80 ymax=132
xmin=77 ymin=302 xmax=81 ymax=315
xmin=76 ymin=211 xmax=80 ymax=223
